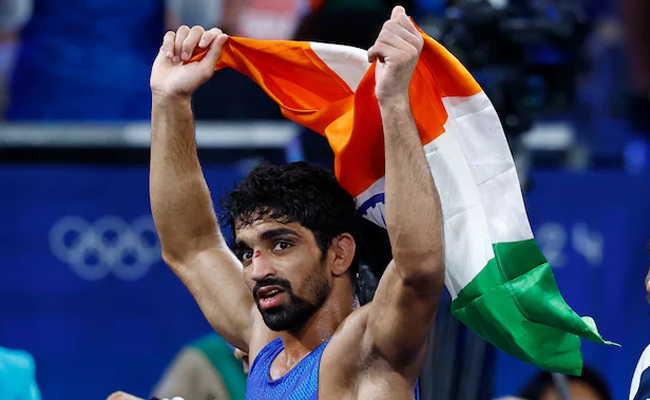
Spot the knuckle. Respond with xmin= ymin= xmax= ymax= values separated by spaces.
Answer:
xmin=378 ymin=30 xmax=391 ymax=41
xmin=177 ymin=25 xmax=191 ymax=33
xmin=410 ymin=37 xmax=423 ymax=49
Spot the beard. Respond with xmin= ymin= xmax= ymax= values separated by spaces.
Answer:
xmin=253 ymin=273 xmax=330 ymax=332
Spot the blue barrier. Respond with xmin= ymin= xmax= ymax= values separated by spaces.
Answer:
xmin=0 ymin=164 xmax=245 ymax=400
xmin=494 ymin=170 xmax=650 ymax=400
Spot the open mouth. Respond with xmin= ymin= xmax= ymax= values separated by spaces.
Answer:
xmin=256 ymin=286 xmax=286 ymax=309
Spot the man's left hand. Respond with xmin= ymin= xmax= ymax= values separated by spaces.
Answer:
xmin=368 ymin=6 xmax=424 ymax=105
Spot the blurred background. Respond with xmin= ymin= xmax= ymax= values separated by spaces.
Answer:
xmin=1 ymin=0 xmax=649 ymax=399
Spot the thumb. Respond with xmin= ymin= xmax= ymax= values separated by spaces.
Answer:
xmin=368 ymin=45 xmax=378 ymax=63
xmin=367 ymin=44 xmax=386 ymax=64
xmin=202 ymin=33 xmax=229 ymax=68
xmin=391 ymin=5 xmax=406 ymax=19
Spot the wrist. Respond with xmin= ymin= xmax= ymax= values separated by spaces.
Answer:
xmin=377 ymin=94 xmax=411 ymax=112
xmin=152 ymin=89 xmax=192 ymax=108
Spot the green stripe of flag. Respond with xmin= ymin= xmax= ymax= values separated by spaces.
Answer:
xmin=451 ymin=239 xmax=618 ymax=375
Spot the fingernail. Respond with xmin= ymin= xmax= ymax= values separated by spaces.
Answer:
xmin=173 ymin=55 xmax=180 ymax=63
xmin=181 ymin=52 xmax=189 ymax=60
xmin=199 ymin=39 xmax=206 ymax=47
xmin=166 ymin=51 xmax=172 ymax=58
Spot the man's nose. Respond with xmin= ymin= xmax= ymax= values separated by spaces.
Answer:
xmin=250 ymin=250 xmax=277 ymax=281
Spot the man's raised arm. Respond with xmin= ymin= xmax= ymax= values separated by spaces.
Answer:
xmin=149 ymin=26 xmax=255 ymax=351
xmin=364 ymin=6 xmax=445 ymax=379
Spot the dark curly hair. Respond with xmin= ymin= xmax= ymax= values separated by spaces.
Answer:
xmin=221 ymin=162 xmax=360 ymax=276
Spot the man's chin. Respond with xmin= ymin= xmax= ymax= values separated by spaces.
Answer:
xmin=262 ymin=315 xmax=297 ymax=332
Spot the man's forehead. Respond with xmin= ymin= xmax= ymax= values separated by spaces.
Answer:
xmin=234 ymin=212 xmax=287 ymax=230
xmin=234 ymin=218 xmax=303 ymax=242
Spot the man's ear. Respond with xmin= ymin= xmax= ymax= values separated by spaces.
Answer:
xmin=328 ymin=233 xmax=356 ymax=277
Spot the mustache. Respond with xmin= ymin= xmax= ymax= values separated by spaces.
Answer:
xmin=253 ymin=277 xmax=292 ymax=300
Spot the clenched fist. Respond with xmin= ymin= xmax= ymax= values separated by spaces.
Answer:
xmin=368 ymin=6 xmax=424 ymax=105
xmin=150 ymin=25 xmax=228 ymax=99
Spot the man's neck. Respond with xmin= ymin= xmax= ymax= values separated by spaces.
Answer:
xmin=279 ymin=282 xmax=356 ymax=366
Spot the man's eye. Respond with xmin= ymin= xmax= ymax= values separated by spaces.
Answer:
xmin=274 ymin=242 xmax=292 ymax=251
xmin=241 ymin=250 xmax=254 ymax=261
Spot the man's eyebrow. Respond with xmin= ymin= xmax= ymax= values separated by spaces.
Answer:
xmin=234 ymin=228 xmax=300 ymax=249
xmin=234 ymin=239 xmax=250 ymax=250
xmin=260 ymin=228 xmax=301 ymax=241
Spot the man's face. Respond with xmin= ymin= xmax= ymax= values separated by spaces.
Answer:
xmin=234 ymin=218 xmax=331 ymax=332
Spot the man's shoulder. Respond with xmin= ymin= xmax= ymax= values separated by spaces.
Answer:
xmin=630 ymin=344 xmax=650 ymax=400
xmin=335 ymin=304 xmax=373 ymax=339
xmin=322 ymin=305 xmax=372 ymax=361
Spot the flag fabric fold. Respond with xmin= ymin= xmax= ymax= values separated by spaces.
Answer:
xmin=190 ymin=29 xmax=616 ymax=375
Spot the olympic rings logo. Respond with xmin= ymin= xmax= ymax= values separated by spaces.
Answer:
xmin=49 ymin=216 xmax=161 ymax=281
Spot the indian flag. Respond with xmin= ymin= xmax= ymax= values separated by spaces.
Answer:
xmin=191 ymin=26 xmax=615 ymax=375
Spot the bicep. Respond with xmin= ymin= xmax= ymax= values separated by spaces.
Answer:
xmin=176 ymin=246 xmax=257 ymax=352
xmin=364 ymin=260 xmax=443 ymax=376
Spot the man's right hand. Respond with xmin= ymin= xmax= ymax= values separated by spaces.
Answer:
xmin=150 ymin=26 xmax=228 ymax=100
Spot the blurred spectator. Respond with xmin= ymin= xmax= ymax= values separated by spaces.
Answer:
xmin=296 ymin=0 xmax=414 ymax=49
xmin=293 ymin=0 xmax=415 ymax=168
xmin=190 ymin=0 xmax=301 ymax=121
xmin=166 ymin=0 xmax=224 ymax=32
xmin=0 ymin=346 xmax=41 ymax=400
xmin=622 ymin=0 xmax=650 ymax=135
xmin=3 ymin=0 xmax=223 ymax=121
xmin=151 ymin=333 xmax=247 ymax=400
xmin=234 ymin=0 xmax=302 ymax=40
xmin=518 ymin=367 xmax=611 ymax=400
xmin=0 ymin=0 xmax=32 ymax=119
